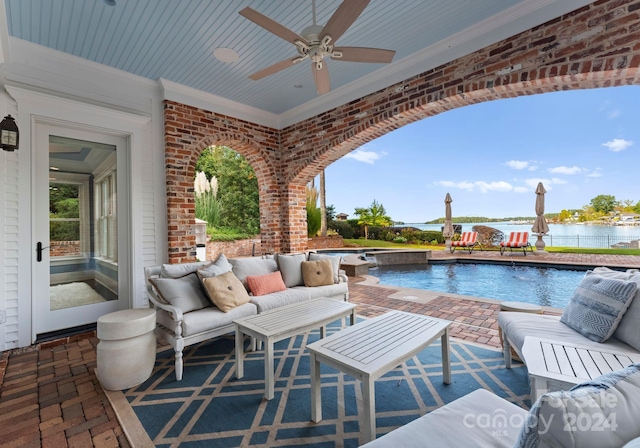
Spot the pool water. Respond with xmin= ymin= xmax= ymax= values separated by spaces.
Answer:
xmin=371 ymin=263 xmax=588 ymax=309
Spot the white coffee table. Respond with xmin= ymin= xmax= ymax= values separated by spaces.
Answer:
xmin=307 ymin=310 xmax=452 ymax=443
xmin=234 ymin=297 xmax=357 ymax=400
xmin=522 ymin=336 xmax=640 ymax=401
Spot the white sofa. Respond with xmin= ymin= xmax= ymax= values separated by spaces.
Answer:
xmin=499 ymin=267 xmax=640 ymax=369
xmin=144 ymin=253 xmax=348 ymax=380
xmin=361 ymin=364 xmax=640 ymax=448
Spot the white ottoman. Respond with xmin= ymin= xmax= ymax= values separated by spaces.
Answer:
xmin=97 ymin=308 xmax=156 ymax=391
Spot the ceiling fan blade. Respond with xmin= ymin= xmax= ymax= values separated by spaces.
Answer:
xmin=312 ymin=63 xmax=331 ymax=95
xmin=332 ymin=47 xmax=396 ymax=63
xmin=321 ymin=0 xmax=370 ymax=43
xmin=249 ymin=57 xmax=297 ymax=80
xmin=239 ymin=7 xmax=308 ymax=45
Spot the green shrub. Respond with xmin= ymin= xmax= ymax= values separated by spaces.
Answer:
xmin=306 ymin=203 xmax=321 ymax=237
xmin=328 ymin=220 xmax=354 ymax=239
xmin=393 ymin=236 xmax=407 ymax=243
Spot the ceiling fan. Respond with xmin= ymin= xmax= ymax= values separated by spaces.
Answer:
xmin=239 ymin=0 xmax=396 ymax=95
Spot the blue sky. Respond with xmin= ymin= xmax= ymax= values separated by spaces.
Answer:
xmin=322 ymin=85 xmax=640 ymax=223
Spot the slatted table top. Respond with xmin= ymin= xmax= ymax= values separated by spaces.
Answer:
xmin=307 ymin=310 xmax=451 ymax=376
xmin=523 ymin=337 xmax=640 ymax=386
xmin=233 ymin=297 xmax=356 ymax=338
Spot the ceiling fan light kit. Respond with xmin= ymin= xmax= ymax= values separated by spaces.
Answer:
xmin=240 ymin=0 xmax=395 ymax=95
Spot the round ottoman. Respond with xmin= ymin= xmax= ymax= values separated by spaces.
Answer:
xmin=97 ymin=308 xmax=156 ymax=391
xmin=498 ymin=301 xmax=543 ymax=362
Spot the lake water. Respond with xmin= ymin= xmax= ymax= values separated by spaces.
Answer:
xmin=371 ymin=262 xmax=586 ymax=308
xmin=399 ymin=222 xmax=640 ymax=248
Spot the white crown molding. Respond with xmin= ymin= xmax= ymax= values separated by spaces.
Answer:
xmin=159 ymin=79 xmax=279 ymax=130
xmin=278 ymin=0 xmax=594 ymax=128
xmin=7 ymin=38 xmax=159 ymax=115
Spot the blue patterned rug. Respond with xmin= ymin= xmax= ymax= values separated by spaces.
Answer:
xmin=113 ymin=320 xmax=530 ymax=447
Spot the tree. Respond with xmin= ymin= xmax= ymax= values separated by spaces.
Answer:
xmin=354 ymin=199 xmax=392 ymax=239
xmin=589 ymin=194 xmax=618 ymax=215
xmin=558 ymin=209 xmax=572 ymax=221
xmin=195 ymin=146 xmax=260 ymax=234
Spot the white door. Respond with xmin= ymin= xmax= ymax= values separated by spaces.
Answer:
xmin=34 ymin=123 xmax=130 ymax=336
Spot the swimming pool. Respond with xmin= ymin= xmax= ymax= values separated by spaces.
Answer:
xmin=371 ymin=262 xmax=589 ymax=309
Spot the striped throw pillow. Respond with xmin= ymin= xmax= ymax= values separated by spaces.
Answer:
xmin=560 ymin=272 xmax=637 ymax=342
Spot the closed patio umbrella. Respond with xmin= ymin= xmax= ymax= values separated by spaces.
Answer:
xmin=443 ymin=193 xmax=454 ymax=250
xmin=531 ymin=182 xmax=549 ymax=252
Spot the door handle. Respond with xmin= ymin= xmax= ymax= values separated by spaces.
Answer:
xmin=36 ymin=242 xmax=49 ymax=262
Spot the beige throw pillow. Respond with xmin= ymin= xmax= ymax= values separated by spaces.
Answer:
xmin=301 ymin=259 xmax=334 ymax=287
xmin=201 ymin=271 xmax=251 ymax=312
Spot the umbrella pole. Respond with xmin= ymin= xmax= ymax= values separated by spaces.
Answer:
xmin=534 ymin=233 xmax=547 ymax=253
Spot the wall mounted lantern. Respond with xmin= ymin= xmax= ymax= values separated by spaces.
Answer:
xmin=0 ymin=115 xmax=19 ymax=151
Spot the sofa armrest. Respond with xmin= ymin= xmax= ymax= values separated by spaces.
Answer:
xmin=143 ymin=265 xmax=184 ymax=323
xmin=338 ymin=270 xmax=348 ymax=283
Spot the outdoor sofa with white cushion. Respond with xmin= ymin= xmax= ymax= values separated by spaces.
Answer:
xmin=361 ymin=363 xmax=640 ymax=448
xmin=144 ymin=252 xmax=348 ymax=380
xmin=499 ymin=267 xmax=640 ymax=369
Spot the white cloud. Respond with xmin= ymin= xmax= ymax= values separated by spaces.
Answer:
xmin=602 ymin=138 xmax=633 ymax=152
xmin=475 ymin=181 xmax=513 ymax=193
xmin=505 ymin=160 xmax=539 ymax=171
xmin=344 ymin=149 xmax=381 ymax=164
xmin=514 ymin=186 xmax=530 ymax=193
xmin=548 ymin=165 xmax=582 ymax=175
xmin=506 ymin=160 xmax=529 ymax=170
xmin=586 ymin=168 xmax=603 ymax=178
xmin=607 ymin=109 xmax=621 ymax=119
xmin=435 ymin=180 xmax=513 ymax=193
xmin=523 ymin=178 xmax=556 ymax=190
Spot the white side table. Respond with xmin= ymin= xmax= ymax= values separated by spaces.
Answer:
xmin=522 ymin=337 xmax=640 ymax=401
xmin=97 ymin=308 xmax=157 ymax=391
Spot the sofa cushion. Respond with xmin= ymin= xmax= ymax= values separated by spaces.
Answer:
xmin=308 ymin=253 xmax=342 ymax=283
xmin=301 ymin=259 xmax=334 ymax=287
xmin=517 ymin=363 xmax=640 ymax=448
xmin=229 ymin=257 xmax=278 ymax=291
xmin=196 ymin=254 xmax=232 ymax=279
xmin=156 ymin=302 xmax=257 ymax=337
xmin=149 ymin=273 xmax=210 ymax=313
xmin=246 ymin=271 xmax=287 ymax=296
xmin=249 ymin=288 xmax=310 ymax=313
xmin=201 ymin=271 xmax=251 ymax=312
xmin=361 ymin=388 xmax=526 ymax=448
xmin=160 ymin=261 xmax=211 ymax=279
xmin=293 ymin=283 xmax=348 ymax=301
xmin=276 ymin=253 xmax=306 ymax=287
xmin=498 ymin=312 xmax=634 ymax=360
xmin=560 ymin=272 xmax=637 ymax=342
xmin=616 ymin=280 xmax=640 ymax=351
xmin=594 ymin=268 xmax=640 ymax=352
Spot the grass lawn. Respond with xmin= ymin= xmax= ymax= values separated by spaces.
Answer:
xmin=342 ymin=238 xmax=640 ymax=256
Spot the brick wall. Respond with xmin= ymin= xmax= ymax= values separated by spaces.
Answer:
xmin=50 ymin=241 xmax=80 ymax=257
xmin=307 ymin=236 xmax=345 ymax=250
xmin=204 ymin=239 xmax=264 ymax=260
xmin=165 ymin=0 xmax=640 ymax=263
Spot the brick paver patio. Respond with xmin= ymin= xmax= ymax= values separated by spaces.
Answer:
xmin=1 ymin=250 xmax=639 ymax=447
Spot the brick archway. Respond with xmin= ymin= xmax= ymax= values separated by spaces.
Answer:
xmin=164 ymin=102 xmax=283 ymax=262
xmin=166 ymin=0 xmax=640 ymax=261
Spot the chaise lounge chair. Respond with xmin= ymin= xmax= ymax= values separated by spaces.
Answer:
xmin=449 ymin=231 xmax=478 ymax=254
xmin=500 ymin=231 xmax=533 ymax=256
